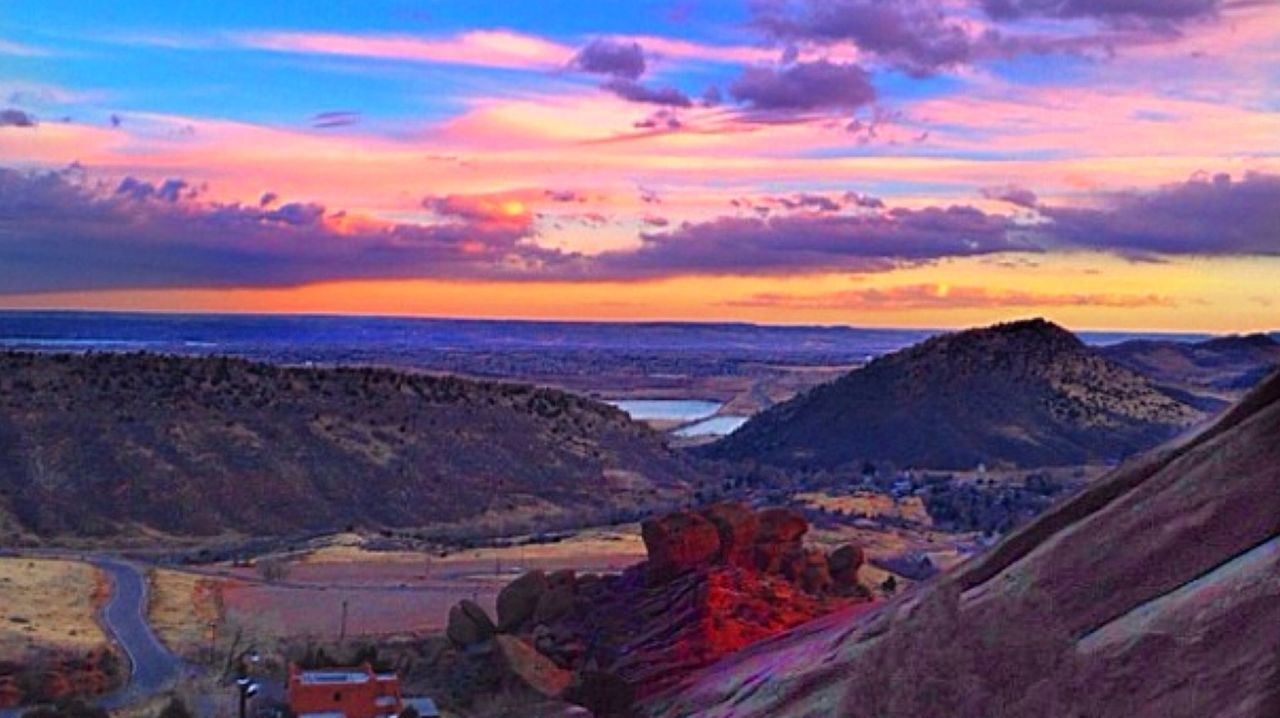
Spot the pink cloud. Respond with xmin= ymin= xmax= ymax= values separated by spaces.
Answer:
xmin=233 ymin=29 xmax=576 ymax=71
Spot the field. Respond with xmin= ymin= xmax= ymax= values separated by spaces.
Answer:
xmin=147 ymin=528 xmax=649 ymax=658
xmin=0 ymin=557 xmax=109 ymax=659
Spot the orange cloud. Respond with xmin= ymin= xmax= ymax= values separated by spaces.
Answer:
xmin=726 ymin=284 xmax=1178 ymax=311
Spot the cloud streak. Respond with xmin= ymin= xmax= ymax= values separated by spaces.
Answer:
xmin=728 ymin=283 xmax=1176 ymax=310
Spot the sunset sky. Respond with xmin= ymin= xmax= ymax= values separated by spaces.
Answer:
xmin=1 ymin=0 xmax=1277 ymax=331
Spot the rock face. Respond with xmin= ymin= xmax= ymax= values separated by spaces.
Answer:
xmin=705 ymin=319 xmax=1205 ymax=470
xmin=646 ymin=370 xmax=1280 ymax=718
xmin=479 ymin=502 xmax=872 ymax=715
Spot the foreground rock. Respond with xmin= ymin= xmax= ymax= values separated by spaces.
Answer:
xmin=647 ymin=370 xmax=1280 ymax=718
xmin=456 ymin=503 xmax=872 ymax=716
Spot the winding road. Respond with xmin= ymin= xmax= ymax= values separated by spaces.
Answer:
xmin=1 ymin=556 xmax=184 ymax=718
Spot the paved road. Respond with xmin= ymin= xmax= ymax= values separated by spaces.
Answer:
xmin=1 ymin=557 xmax=184 ymax=718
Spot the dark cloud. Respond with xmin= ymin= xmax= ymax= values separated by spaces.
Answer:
xmin=633 ymin=107 xmax=683 ymax=130
xmin=776 ymin=193 xmax=843 ymax=212
xmin=752 ymin=0 xmax=976 ymax=76
xmin=730 ymin=60 xmax=876 ymax=112
xmin=311 ymin=111 xmax=361 ymax=129
xmin=982 ymin=184 xmax=1040 ymax=208
xmin=749 ymin=0 xmax=1212 ymax=76
xmin=595 ymin=204 xmax=1035 ymax=276
xmin=601 ymin=78 xmax=693 ymax=107
xmin=1039 ymin=171 xmax=1280 ymax=256
xmin=0 ymin=108 xmax=37 ymax=128
xmin=0 ymin=167 xmax=569 ymax=294
xmin=571 ymin=38 xmax=646 ymax=80
xmin=259 ymin=192 xmax=279 ymax=208
xmin=981 ymin=0 xmax=1220 ymax=24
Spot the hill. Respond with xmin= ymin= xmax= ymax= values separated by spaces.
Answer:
xmin=0 ymin=352 xmax=701 ymax=539
xmin=1101 ymin=332 xmax=1280 ymax=400
xmin=647 ymin=368 xmax=1280 ymax=718
xmin=703 ymin=319 xmax=1203 ymax=470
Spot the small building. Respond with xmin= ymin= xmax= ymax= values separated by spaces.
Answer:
xmin=287 ymin=663 xmax=404 ymax=718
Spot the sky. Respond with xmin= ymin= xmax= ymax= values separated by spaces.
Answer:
xmin=0 ymin=0 xmax=1277 ymax=331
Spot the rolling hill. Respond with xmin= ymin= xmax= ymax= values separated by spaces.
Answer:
xmin=0 ymin=352 xmax=702 ymax=539
xmin=648 ymin=368 xmax=1280 ymax=718
xmin=704 ymin=319 xmax=1204 ymax=470
xmin=1101 ymin=332 xmax=1280 ymax=401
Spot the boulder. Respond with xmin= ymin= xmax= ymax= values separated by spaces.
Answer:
xmin=447 ymin=599 xmax=497 ymax=648
xmin=800 ymin=550 xmax=834 ymax=595
xmin=753 ymin=508 xmax=808 ymax=574
xmin=829 ymin=544 xmax=865 ymax=588
xmin=497 ymin=570 xmax=549 ymax=632
xmin=534 ymin=584 xmax=577 ymax=624
xmin=548 ymin=569 xmax=578 ymax=592
xmin=642 ymin=510 xmax=721 ymax=583
xmin=699 ymin=502 xmax=760 ymax=567
xmin=496 ymin=634 xmax=574 ymax=699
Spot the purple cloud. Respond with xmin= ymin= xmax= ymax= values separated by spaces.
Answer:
xmin=752 ymin=1 xmax=976 ymax=76
xmin=0 ymin=167 xmax=569 ymax=294
xmin=0 ymin=108 xmax=37 ymax=128
xmin=571 ymin=38 xmax=646 ymax=80
xmin=982 ymin=184 xmax=1040 ymax=208
xmin=982 ymin=0 xmax=1220 ymax=24
xmin=595 ymin=203 xmax=1036 ymax=276
xmin=730 ymin=60 xmax=876 ymax=112
xmin=601 ymin=78 xmax=693 ymax=107
xmin=311 ymin=111 xmax=361 ymax=128
xmin=1039 ymin=171 xmax=1280 ymax=256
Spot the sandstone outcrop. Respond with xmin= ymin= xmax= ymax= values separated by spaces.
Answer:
xmin=474 ymin=502 xmax=872 ymax=715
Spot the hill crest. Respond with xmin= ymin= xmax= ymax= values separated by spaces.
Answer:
xmin=706 ymin=319 xmax=1203 ymax=469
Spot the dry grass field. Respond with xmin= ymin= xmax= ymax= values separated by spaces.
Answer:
xmin=0 ymin=557 xmax=109 ymax=659
xmin=148 ymin=568 xmax=225 ymax=659
xmin=797 ymin=491 xmax=933 ymax=525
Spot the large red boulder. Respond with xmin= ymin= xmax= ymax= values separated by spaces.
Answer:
xmin=699 ymin=502 xmax=760 ymax=567
xmin=642 ymin=510 xmax=721 ymax=583
xmin=753 ymin=508 xmax=808 ymax=574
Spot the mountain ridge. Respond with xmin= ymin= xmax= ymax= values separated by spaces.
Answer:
xmin=0 ymin=351 xmax=701 ymax=540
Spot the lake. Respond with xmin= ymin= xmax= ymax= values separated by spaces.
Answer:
xmin=606 ymin=399 xmax=722 ymax=422
xmin=675 ymin=415 xmax=749 ymax=438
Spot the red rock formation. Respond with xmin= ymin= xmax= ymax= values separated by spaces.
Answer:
xmin=641 ymin=510 xmax=721 ymax=584
xmin=490 ymin=502 xmax=873 ymax=713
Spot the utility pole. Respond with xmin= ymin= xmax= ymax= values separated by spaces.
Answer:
xmin=339 ymin=599 xmax=349 ymax=643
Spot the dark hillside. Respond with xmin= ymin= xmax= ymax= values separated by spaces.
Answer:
xmin=0 ymin=352 xmax=700 ymax=538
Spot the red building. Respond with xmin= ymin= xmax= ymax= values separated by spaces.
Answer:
xmin=286 ymin=663 xmax=403 ymax=718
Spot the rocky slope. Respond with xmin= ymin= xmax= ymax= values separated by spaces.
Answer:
xmin=1101 ymin=332 xmax=1280 ymax=401
xmin=0 ymin=351 xmax=701 ymax=538
xmin=442 ymin=503 xmax=875 ymax=716
xmin=705 ymin=318 xmax=1203 ymax=470
xmin=647 ymin=369 xmax=1280 ymax=718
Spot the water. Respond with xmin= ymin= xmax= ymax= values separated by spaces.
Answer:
xmin=607 ymin=399 xmax=722 ymax=422
xmin=675 ymin=415 xmax=749 ymax=438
